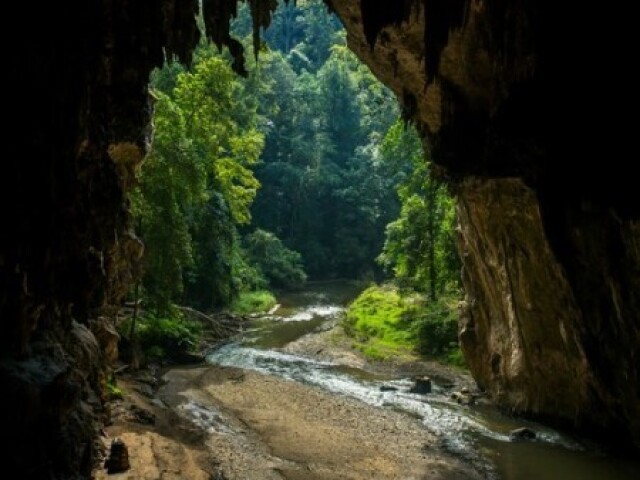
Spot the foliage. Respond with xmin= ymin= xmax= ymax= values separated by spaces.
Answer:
xmin=344 ymin=285 xmax=418 ymax=360
xmin=344 ymin=284 xmax=462 ymax=365
xmin=446 ymin=348 xmax=467 ymax=368
xmin=134 ymin=52 xmax=264 ymax=312
xmin=229 ymin=290 xmax=277 ymax=315
xmin=133 ymin=1 xmax=466 ymax=371
xmin=243 ymin=229 xmax=307 ymax=288
xmin=377 ymin=121 xmax=461 ymax=299
xmin=106 ymin=376 xmax=124 ymax=400
xmin=247 ymin=38 xmax=401 ymax=279
xmin=119 ymin=312 xmax=203 ymax=363
xmin=413 ymin=294 xmax=460 ymax=357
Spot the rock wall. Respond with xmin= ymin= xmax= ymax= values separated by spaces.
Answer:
xmin=2 ymin=1 xmax=198 ymax=477
xmin=457 ymin=178 xmax=639 ymax=443
xmin=329 ymin=0 xmax=639 ymax=447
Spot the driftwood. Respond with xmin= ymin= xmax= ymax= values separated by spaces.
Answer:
xmin=175 ymin=305 xmax=244 ymax=338
xmin=116 ymin=304 xmax=244 ymax=355
xmin=268 ymin=303 xmax=281 ymax=315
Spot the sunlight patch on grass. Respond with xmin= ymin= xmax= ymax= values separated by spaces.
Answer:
xmin=343 ymin=284 xmax=464 ymax=366
xmin=230 ymin=290 xmax=277 ymax=315
xmin=344 ymin=285 xmax=419 ymax=360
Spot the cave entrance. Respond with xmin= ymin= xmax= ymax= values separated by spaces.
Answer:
xmin=8 ymin=0 xmax=639 ymax=478
xmin=134 ymin=0 xmax=460 ymax=317
xmin=118 ymin=4 xmax=470 ymax=477
xmin=119 ymin=4 xmax=640 ymax=479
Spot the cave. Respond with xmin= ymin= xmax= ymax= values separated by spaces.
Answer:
xmin=2 ymin=0 xmax=638 ymax=477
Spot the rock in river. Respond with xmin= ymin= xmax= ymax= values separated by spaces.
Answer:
xmin=409 ymin=377 xmax=432 ymax=394
xmin=380 ymin=385 xmax=398 ymax=392
xmin=510 ymin=427 xmax=537 ymax=441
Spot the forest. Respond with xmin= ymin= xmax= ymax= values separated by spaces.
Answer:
xmin=127 ymin=0 xmax=461 ymax=365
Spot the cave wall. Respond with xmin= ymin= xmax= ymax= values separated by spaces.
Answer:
xmin=329 ymin=0 xmax=639 ymax=447
xmin=2 ymin=1 xmax=290 ymax=476
xmin=1 ymin=1 xmax=200 ymax=477
xmin=1 ymin=1 xmax=638 ymax=477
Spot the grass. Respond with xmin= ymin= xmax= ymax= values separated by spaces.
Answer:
xmin=106 ymin=376 xmax=124 ymax=400
xmin=229 ymin=290 xmax=277 ymax=315
xmin=344 ymin=285 xmax=420 ymax=360
xmin=343 ymin=283 xmax=465 ymax=366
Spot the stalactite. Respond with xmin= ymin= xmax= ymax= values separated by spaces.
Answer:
xmin=200 ymin=0 xmax=287 ymax=74
xmin=202 ymin=0 xmax=246 ymax=74
xmin=422 ymin=0 xmax=467 ymax=80
xmin=358 ymin=0 xmax=468 ymax=80
xmin=359 ymin=0 xmax=416 ymax=48
xmin=248 ymin=0 xmax=279 ymax=60
xmin=161 ymin=0 xmax=201 ymax=64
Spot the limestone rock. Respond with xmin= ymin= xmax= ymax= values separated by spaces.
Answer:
xmin=90 ymin=318 xmax=120 ymax=365
xmin=130 ymin=405 xmax=156 ymax=425
xmin=105 ymin=438 xmax=130 ymax=474
xmin=330 ymin=1 xmax=640 ymax=448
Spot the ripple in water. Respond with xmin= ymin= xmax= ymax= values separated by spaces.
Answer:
xmin=267 ymin=305 xmax=344 ymax=322
xmin=206 ymin=344 xmax=576 ymax=464
xmin=177 ymin=400 xmax=233 ymax=435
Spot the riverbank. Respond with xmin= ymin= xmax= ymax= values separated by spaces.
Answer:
xmin=96 ymin=282 xmax=640 ymax=480
xmin=96 ymin=364 xmax=482 ymax=480
xmin=283 ymin=320 xmax=476 ymax=391
xmin=95 ymin=282 xmax=482 ymax=479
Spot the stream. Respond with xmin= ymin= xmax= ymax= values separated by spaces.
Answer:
xmin=207 ymin=281 xmax=639 ymax=479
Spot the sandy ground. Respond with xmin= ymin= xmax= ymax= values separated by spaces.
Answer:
xmin=95 ymin=324 xmax=482 ymax=480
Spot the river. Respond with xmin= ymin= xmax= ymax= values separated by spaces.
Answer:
xmin=206 ymin=281 xmax=639 ymax=480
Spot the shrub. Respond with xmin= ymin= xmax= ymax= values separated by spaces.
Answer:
xmin=414 ymin=296 xmax=459 ymax=356
xmin=344 ymin=285 xmax=418 ymax=359
xmin=243 ymin=229 xmax=307 ymax=288
xmin=344 ymin=283 xmax=464 ymax=365
xmin=119 ymin=312 xmax=202 ymax=363
xmin=229 ymin=290 xmax=277 ymax=315
xmin=446 ymin=348 xmax=467 ymax=368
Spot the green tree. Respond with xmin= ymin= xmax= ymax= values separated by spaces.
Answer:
xmin=377 ymin=121 xmax=460 ymax=299
xmin=134 ymin=54 xmax=264 ymax=313
xmin=243 ymin=229 xmax=307 ymax=288
xmin=246 ymin=36 xmax=402 ymax=279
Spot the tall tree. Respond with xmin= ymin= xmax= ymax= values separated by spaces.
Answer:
xmin=134 ymin=54 xmax=264 ymax=312
xmin=248 ymin=39 xmax=402 ymax=279
xmin=377 ymin=121 xmax=460 ymax=298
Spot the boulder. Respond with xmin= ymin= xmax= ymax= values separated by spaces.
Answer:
xmin=409 ymin=377 xmax=432 ymax=394
xmin=510 ymin=427 xmax=537 ymax=441
xmin=105 ymin=438 xmax=130 ymax=474
xmin=451 ymin=391 xmax=476 ymax=406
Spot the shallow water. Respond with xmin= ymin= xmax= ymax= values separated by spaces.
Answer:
xmin=208 ymin=281 xmax=640 ymax=479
